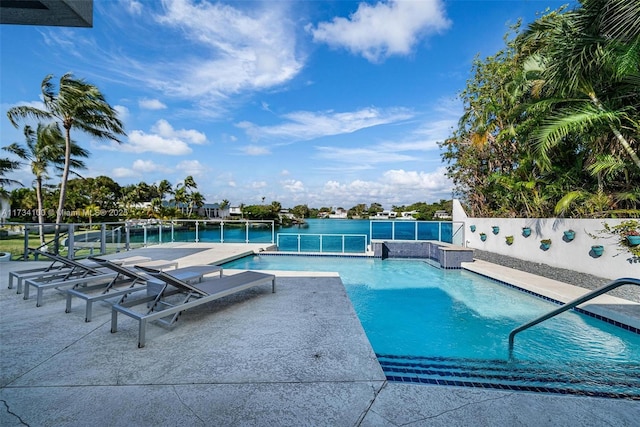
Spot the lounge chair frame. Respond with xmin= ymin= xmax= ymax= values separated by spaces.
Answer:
xmin=8 ymin=249 xmax=97 ymax=293
xmin=111 ymin=268 xmax=275 ymax=348
xmin=64 ymin=258 xmax=223 ymax=322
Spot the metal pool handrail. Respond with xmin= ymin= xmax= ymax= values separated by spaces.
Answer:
xmin=508 ymin=277 xmax=640 ymax=359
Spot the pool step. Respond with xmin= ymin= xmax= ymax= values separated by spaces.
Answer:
xmin=376 ymin=354 xmax=640 ymax=400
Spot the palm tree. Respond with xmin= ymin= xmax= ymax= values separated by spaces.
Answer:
xmin=0 ymin=158 xmax=22 ymax=187
xmin=7 ymin=73 xmax=125 ymax=253
xmin=3 ymin=123 xmax=88 ymax=245
xmin=157 ymin=179 xmax=172 ymax=201
xmin=518 ymin=0 xmax=640 ymax=169
xmin=171 ymin=186 xmax=188 ymax=216
xmin=190 ymin=192 xmax=205 ymax=216
xmin=183 ymin=175 xmax=197 ymax=192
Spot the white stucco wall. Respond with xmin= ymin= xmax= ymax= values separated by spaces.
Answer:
xmin=452 ymin=200 xmax=639 ymax=280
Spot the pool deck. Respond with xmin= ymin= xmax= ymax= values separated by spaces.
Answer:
xmin=1 ymin=243 xmax=638 ymax=426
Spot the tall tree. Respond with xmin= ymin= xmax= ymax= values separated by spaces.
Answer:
xmin=3 ymin=123 xmax=88 ymax=244
xmin=7 ymin=73 xmax=125 ymax=252
xmin=518 ymin=0 xmax=640 ymax=170
xmin=0 ymin=158 xmax=22 ymax=188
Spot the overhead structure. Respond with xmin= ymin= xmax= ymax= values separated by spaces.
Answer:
xmin=0 ymin=0 xmax=93 ymax=27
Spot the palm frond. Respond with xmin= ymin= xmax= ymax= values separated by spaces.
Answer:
xmin=586 ymin=154 xmax=627 ymax=179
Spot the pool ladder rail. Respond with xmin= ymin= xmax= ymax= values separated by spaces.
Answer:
xmin=508 ymin=277 xmax=640 ymax=359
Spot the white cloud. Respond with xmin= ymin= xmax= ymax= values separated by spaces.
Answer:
xmin=151 ymin=0 xmax=303 ymax=108
xmin=313 ymin=167 xmax=452 ymax=207
xmin=103 ymin=119 xmax=206 ymax=154
xmin=132 ymin=159 xmax=162 ymax=173
xmin=175 ymin=159 xmax=208 ymax=176
xmin=151 ymin=119 xmax=206 ymax=144
xmin=240 ymin=145 xmax=271 ymax=156
xmin=315 ymin=146 xmax=417 ymax=164
xmin=282 ymin=179 xmax=305 ymax=192
xmin=382 ymin=168 xmax=450 ymax=190
xmin=112 ymin=167 xmax=138 ymax=178
xmin=126 ymin=0 xmax=143 ymax=15
xmin=139 ymin=98 xmax=167 ymax=110
xmin=309 ymin=0 xmax=450 ymax=63
xmin=123 ymin=130 xmax=192 ymax=154
xmin=114 ymin=105 xmax=130 ymax=122
xmin=251 ymin=181 xmax=268 ymax=189
xmin=239 ymin=107 xmax=413 ymax=142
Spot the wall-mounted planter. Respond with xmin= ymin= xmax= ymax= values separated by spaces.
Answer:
xmin=505 ymin=236 xmax=514 ymax=245
xmin=627 ymin=235 xmax=640 ymax=246
xmin=563 ymin=230 xmax=575 ymax=241
xmin=492 ymin=226 xmax=500 ymax=235
xmin=480 ymin=233 xmax=487 ymax=242
xmin=522 ymin=227 xmax=531 ymax=238
xmin=591 ymin=245 xmax=604 ymax=257
xmin=540 ymin=240 xmax=551 ymax=251
xmin=470 ymin=225 xmax=476 ymax=232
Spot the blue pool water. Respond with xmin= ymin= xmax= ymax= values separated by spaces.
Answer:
xmin=222 ymin=255 xmax=640 ymax=398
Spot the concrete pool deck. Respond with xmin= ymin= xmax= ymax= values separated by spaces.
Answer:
xmin=1 ymin=243 xmax=638 ymax=426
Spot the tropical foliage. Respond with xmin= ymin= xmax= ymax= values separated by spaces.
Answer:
xmin=3 ymin=123 xmax=88 ymax=243
xmin=6 ymin=73 xmax=126 ymax=251
xmin=441 ymin=0 xmax=639 ymax=218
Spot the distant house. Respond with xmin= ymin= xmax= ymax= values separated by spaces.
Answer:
xmin=161 ymin=201 xmax=227 ymax=218
xmin=433 ymin=210 xmax=452 ymax=220
xmin=279 ymin=209 xmax=295 ymax=220
xmin=228 ymin=206 xmax=243 ymax=218
xmin=328 ymin=207 xmax=348 ymax=219
xmin=200 ymin=203 xmax=225 ymax=219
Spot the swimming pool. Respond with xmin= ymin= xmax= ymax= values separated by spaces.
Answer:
xmin=222 ymin=255 xmax=640 ymax=399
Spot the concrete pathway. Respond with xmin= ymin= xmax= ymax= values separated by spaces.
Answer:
xmin=1 ymin=243 xmax=638 ymax=426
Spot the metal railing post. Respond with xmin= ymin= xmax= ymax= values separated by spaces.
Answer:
xmin=158 ymin=223 xmax=162 ymax=244
xmin=125 ymin=224 xmax=130 ymax=251
xmin=23 ymin=224 xmax=29 ymax=260
xmin=67 ymin=224 xmax=75 ymax=259
xmin=100 ymin=224 xmax=106 ymax=254
xmin=297 ymin=234 xmax=301 ymax=252
xmin=320 ymin=235 xmax=323 ymax=253
xmin=221 ymin=221 xmax=224 ymax=243
xmin=195 ymin=221 xmax=199 ymax=243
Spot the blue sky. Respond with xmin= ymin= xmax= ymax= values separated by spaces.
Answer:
xmin=1 ymin=0 xmax=572 ymax=209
